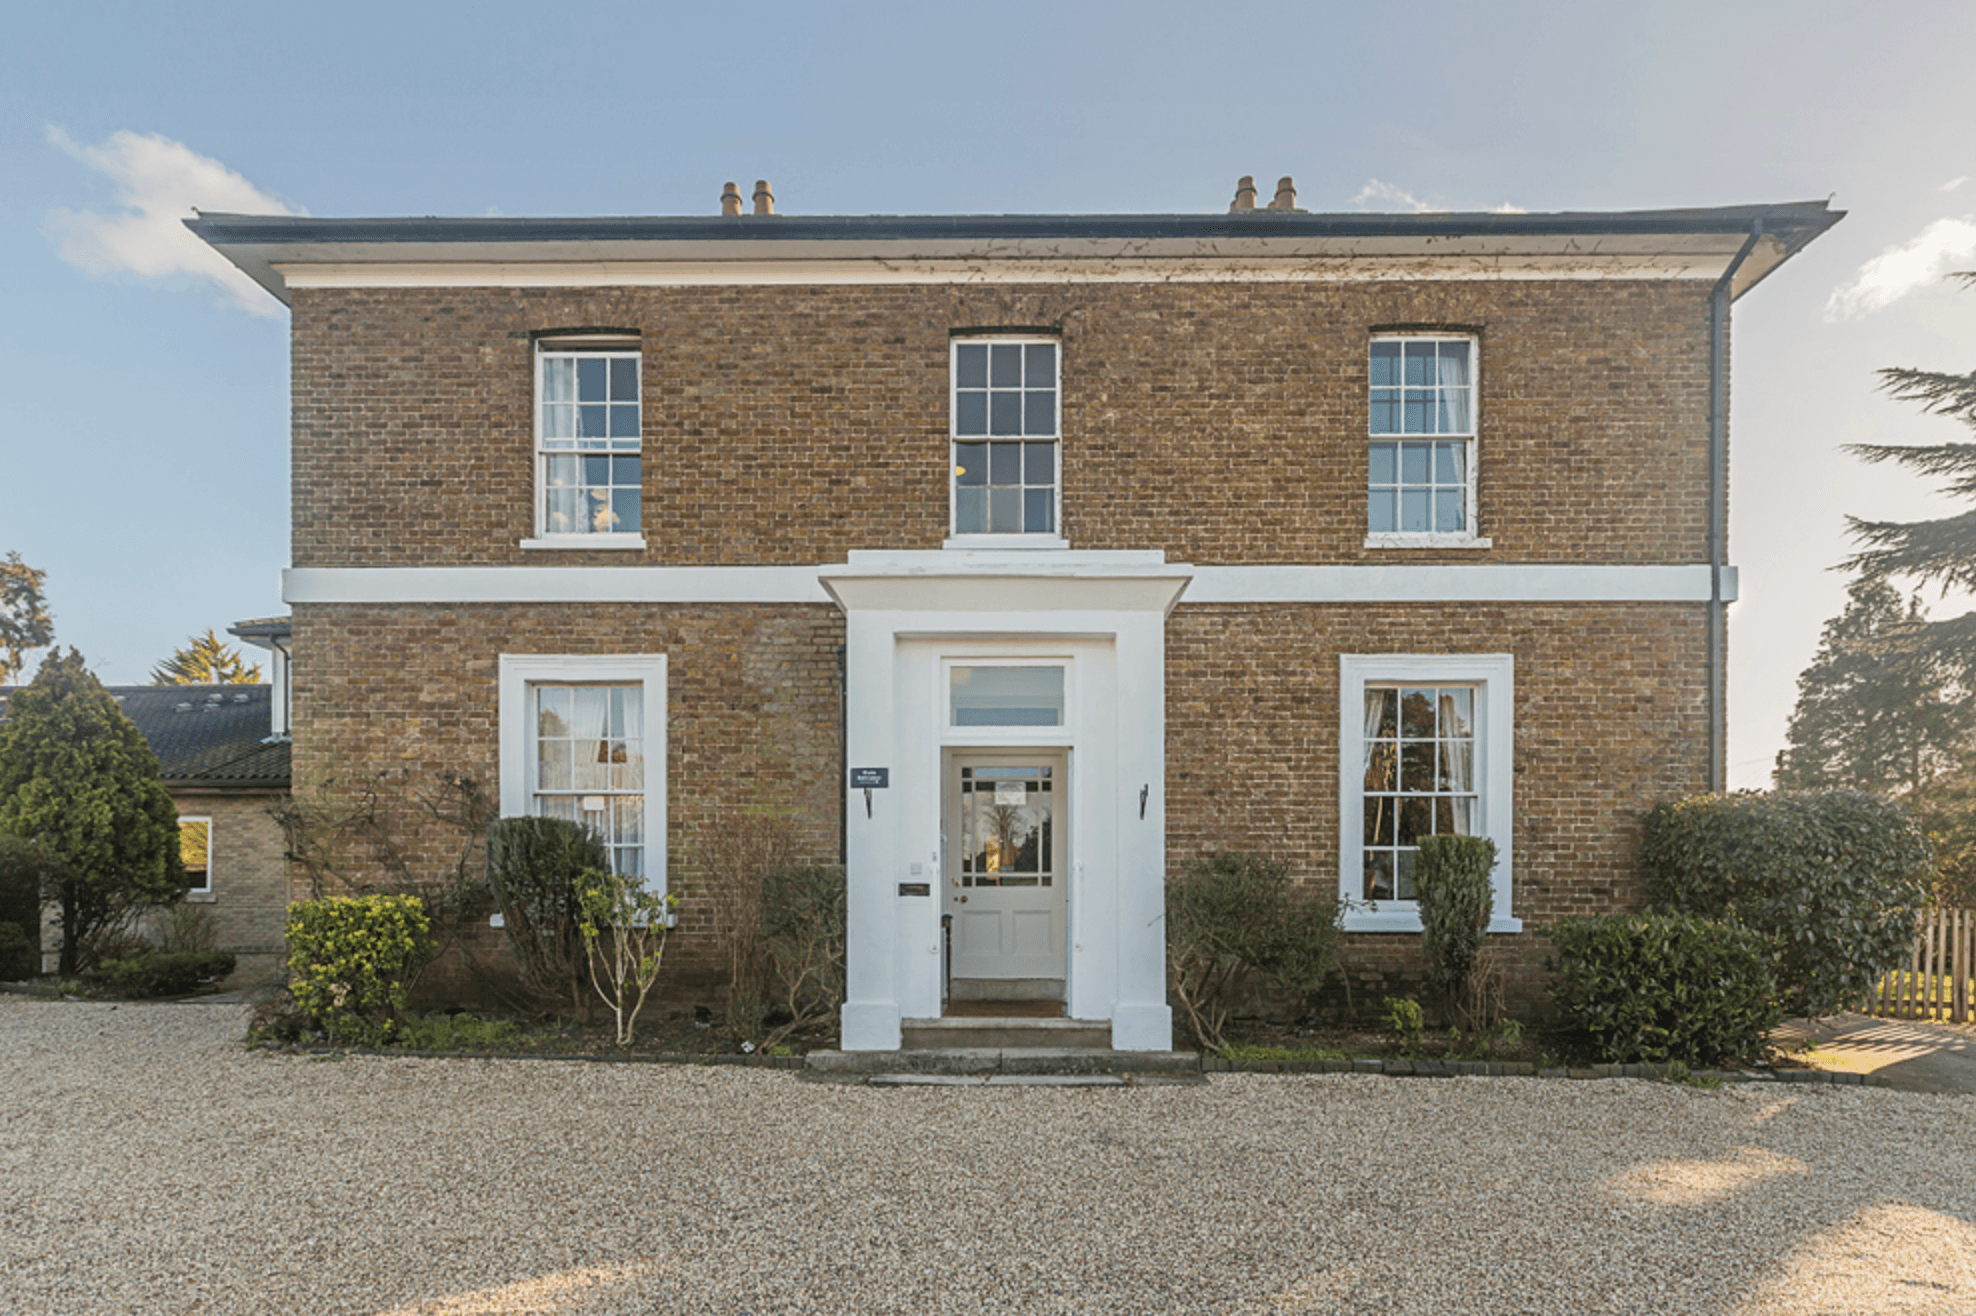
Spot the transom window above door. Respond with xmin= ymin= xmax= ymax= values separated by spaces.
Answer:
xmin=951 ymin=338 xmax=1061 ymax=540
xmin=950 ymin=665 xmax=1065 ymax=727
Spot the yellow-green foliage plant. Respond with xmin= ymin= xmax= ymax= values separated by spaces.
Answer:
xmin=575 ymin=868 xmax=675 ymax=1046
xmin=286 ymin=894 xmax=435 ymax=1045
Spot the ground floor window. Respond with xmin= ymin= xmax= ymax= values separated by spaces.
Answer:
xmin=498 ymin=654 xmax=667 ymax=891
xmin=177 ymin=816 xmax=211 ymax=895
xmin=1338 ymin=653 xmax=1516 ymax=933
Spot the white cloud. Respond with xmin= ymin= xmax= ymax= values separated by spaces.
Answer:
xmin=45 ymin=128 xmax=303 ymax=316
xmin=1941 ymin=176 xmax=1968 ymax=192
xmin=1490 ymin=202 xmax=1528 ymax=215
xmin=1824 ymin=215 xmax=1976 ymax=320
xmin=1348 ymin=179 xmax=1446 ymax=213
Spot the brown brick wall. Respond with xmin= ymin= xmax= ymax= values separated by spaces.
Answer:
xmin=291 ymin=280 xmax=1712 ymax=569
xmin=171 ymin=790 xmax=291 ymax=985
xmin=1167 ymin=601 xmax=1712 ymax=1017
xmin=291 ymin=601 xmax=844 ymax=989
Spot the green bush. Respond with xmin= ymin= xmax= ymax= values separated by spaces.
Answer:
xmin=286 ymin=894 xmax=435 ymax=1044
xmin=0 ymin=833 xmax=52 ymax=979
xmin=1166 ymin=851 xmax=1345 ymax=1051
xmin=759 ymin=863 xmax=846 ymax=1048
xmin=87 ymin=950 xmax=236 ymax=998
xmin=1640 ymin=790 xmax=1932 ymax=1017
xmin=1414 ymin=835 xmax=1497 ymax=1026
xmin=1547 ymin=913 xmax=1782 ymax=1066
xmin=484 ymin=816 xmax=606 ymax=1018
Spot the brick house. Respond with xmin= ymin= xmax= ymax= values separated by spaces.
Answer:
xmin=192 ymin=184 xmax=1838 ymax=1050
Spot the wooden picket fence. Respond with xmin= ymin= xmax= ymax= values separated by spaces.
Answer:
xmin=1867 ymin=907 xmax=1973 ymax=1024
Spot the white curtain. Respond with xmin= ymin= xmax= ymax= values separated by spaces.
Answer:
xmin=1438 ymin=690 xmax=1473 ymax=834
xmin=1437 ymin=343 xmax=1472 ymax=432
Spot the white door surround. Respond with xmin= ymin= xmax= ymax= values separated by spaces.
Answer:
xmin=820 ymin=550 xmax=1191 ymax=1052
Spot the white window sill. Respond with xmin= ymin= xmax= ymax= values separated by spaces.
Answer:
xmin=1363 ymin=533 xmax=1493 ymax=550
xmin=1343 ymin=907 xmax=1522 ymax=935
xmin=943 ymin=534 xmax=1070 ymax=551
xmin=520 ymin=534 xmax=648 ymax=551
xmin=185 ymin=890 xmax=216 ymax=904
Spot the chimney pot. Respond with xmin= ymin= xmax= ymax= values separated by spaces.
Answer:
xmin=1268 ymin=176 xmax=1298 ymax=211
xmin=753 ymin=180 xmax=775 ymax=216
xmin=720 ymin=182 xmax=742 ymax=217
xmin=1230 ymin=175 xmax=1258 ymax=212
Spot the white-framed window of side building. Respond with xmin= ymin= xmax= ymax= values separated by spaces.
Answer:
xmin=178 ymin=816 xmax=213 ymax=900
xmin=1338 ymin=653 xmax=1518 ymax=933
xmin=1366 ymin=334 xmax=1489 ymax=549
xmin=498 ymin=655 xmax=667 ymax=896
xmin=523 ymin=335 xmax=645 ymax=550
xmin=948 ymin=335 xmax=1066 ymax=548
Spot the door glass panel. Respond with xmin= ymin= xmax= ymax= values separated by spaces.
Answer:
xmin=958 ymin=766 xmax=1054 ymax=888
xmin=951 ymin=666 xmax=1065 ymax=726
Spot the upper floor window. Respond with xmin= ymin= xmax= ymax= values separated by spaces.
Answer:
xmin=1367 ymin=335 xmax=1486 ymax=547
xmin=528 ymin=339 xmax=643 ymax=549
xmin=951 ymin=338 xmax=1061 ymax=543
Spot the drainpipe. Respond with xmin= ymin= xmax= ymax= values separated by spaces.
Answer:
xmin=1707 ymin=222 xmax=1761 ymax=795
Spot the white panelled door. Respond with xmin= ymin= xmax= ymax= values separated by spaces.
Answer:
xmin=946 ymin=751 xmax=1068 ymax=983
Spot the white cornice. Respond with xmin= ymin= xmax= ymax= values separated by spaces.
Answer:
xmin=282 ymin=562 xmax=1736 ymax=606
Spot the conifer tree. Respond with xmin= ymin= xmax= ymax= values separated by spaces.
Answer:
xmin=149 ymin=629 xmax=262 ymax=685
xmin=0 ymin=551 xmax=53 ymax=684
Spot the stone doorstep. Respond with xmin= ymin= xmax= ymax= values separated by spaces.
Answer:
xmin=901 ymin=1015 xmax=1112 ymax=1051
xmin=807 ymin=1047 xmax=1202 ymax=1078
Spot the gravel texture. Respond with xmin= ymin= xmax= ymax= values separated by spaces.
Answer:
xmin=3 ymin=997 xmax=1974 ymax=1315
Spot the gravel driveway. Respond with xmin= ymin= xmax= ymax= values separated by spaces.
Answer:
xmin=3 ymin=997 xmax=1974 ymax=1315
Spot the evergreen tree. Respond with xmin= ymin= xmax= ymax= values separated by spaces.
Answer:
xmin=149 ymin=629 xmax=262 ymax=685
xmin=1775 ymin=579 xmax=1974 ymax=795
xmin=1840 ymin=271 xmax=1976 ymax=658
xmin=0 ymin=649 xmax=182 ymax=975
xmin=0 ymin=551 xmax=54 ymax=684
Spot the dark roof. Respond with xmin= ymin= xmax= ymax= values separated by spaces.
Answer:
xmin=226 ymin=616 xmax=291 ymax=641
xmin=0 ymin=684 xmax=290 ymax=791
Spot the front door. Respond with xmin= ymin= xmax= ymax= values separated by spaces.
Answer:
xmin=945 ymin=751 xmax=1068 ymax=997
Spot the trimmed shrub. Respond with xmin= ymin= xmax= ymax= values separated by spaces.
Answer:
xmin=87 ymin=950 xmax=236 ymax=998
xmin=0 ymin=833 xmax=53 ymax=979
xmin=1166 ymin=851 xmax=1345 ymax=1051
xmin=1548 ymin=913 xmax=1781 ymax=1066
xmin=1640 ymin=790 xmax=1933 ymax=1017
xmin=286 ymin=894 xmax=434 ymax=1044
xmin=484 ymin=816 xmax=606 ymax=1019
xmin=759 ymin=863 xmax=847 ymax=1048
xmin=1414 ymin=835 xmax=1496 ymax=1027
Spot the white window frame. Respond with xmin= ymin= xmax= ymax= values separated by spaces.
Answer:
xmin=178 ymin=815 xmax=214 ymax=901
xmin=1364 ymin=333 xmax=1491 ymax=550
xmin=1337 ymin=653 xmax=1519 ymax=933
xmin=522 ymin=338 xmax=647 ymax=551
xmin=498 ymin=654 xmax=668 ymax=901
xmin=946 ymin=335 xmax=1068 ymax=550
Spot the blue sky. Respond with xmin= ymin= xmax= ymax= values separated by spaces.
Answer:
xmin=4 ymin=0 xmax=1975 ymax=786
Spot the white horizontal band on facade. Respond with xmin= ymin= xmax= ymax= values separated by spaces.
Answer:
xmin=282 ymin=563 xmax=1736 ymax=606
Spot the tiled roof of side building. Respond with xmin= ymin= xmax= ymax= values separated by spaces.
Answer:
xmin=0 ymin=684 xmax=291 ymax=790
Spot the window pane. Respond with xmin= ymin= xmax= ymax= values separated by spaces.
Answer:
xmin=546 ymin=455 xmax=580 ymax=488
xmin=1023 ymin=487 xmax=1053 ymax=533
xmin=951 ymin=665 xmax=1065 ymax=726
xmin=1364 ymin=797 xmax=1394 ymax=847
xmin=989 ymin=392 xmax=1021 ymax=435
xmin=989 ymin=442 xmax=1021 ymax=485
xmin=990 ymin=344 xmax=1022 ymax=386
xmin=613 ymin=488 xmax=641 ymax=532
xmin=989 ymin=487 xmax=1020 ymax=533
xmin=577 ymin=357 xmax=607 ymax=401
xmin=1440 ymin=689 xmax=1473 ymax=738
xmin=543 ymin=358 xmax=574 ymax=402
xmin=1364 ymin=851 xmax=1394 ymax=902
xmin=1400 ymin=489 xmax=1429 ymax=531
xmin=1435 ymin=341 xmax=1470 ymax=387
xmin=955 ymin=487 xmax=988 ymax=533
xmin=546 ymin=488 xmax=582 ymax=533
xmin=1395 ymin=851 xmax=1418 ymax=901
xmin=1369 ymin=391 xmax=1400 ymax=435
xmin=1368 ymin=490 xmax=1396 ymax=533
xmin=1369 ymin=442 xmax=1397 ymax=486
xmin=1400 ymin=743 xmax=1436 ymax=792
xmin=610 ymin=357 xmax=639 ymax=400
xmin=1396 ymin=797 xmax=1432 ymax=846
xmin=614 ymin=794 xmax=644 ymax=844
xmin=956 ymin=343 xmax=988 ymax=389
xmin=956 ymin=392 xmax=988 ymax=436
xmin=1024 ymin=390 xmax=1056 ymax=436
xmin=579 ymin=405 xmax=607 ymax=439
xmin=1403 ymin=394 xmax=1432 ymax=434
xmin=538 ymin=740 xmax=572 ymax=791
xmin=1434 ymin=490 xmax=1464 ymax=531
xmin=1437 ymin=740 xmax=1473 ymax=792
xmin=612 ymin=455 xmax=641 ymax=486
xmin=955 ymin=443 xmax=987 ymax=487
xmin=1399 ymin=688 xmax=1436 ymax=737
xmin=1434 ymin=442 xmax=1462 ymax=484
xmin=1440 ymin=391 xmax=1472 ymax=434
xmin=1402 ymin=343 xmax=1432 ymax=387
xmin=1369 ymin=341 xmax=1401 ymax=387
xmin=1400 ymin=443 xmax=1430 ymax=485
xmin=583 ymin=455 xmax=610 ymax=487
xmin=1024 ymin=441 xmax=1055 ymax=486
xmin=1026 ymin=342 xmax=1056 ymax=386
xmin=544 ymin=403 xmax=574 ymax=442
xmin=610 ymin=404 xmax=639 ymax=439
xmin=1369 ymin=687 xmax=1397 ymax=738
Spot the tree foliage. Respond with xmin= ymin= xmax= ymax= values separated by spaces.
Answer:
xmin=0 ymin=649 xmax=181 ymax=975
xmin=1774 ymin=578 xmax=1975 ymax=796
xmin=149 ymin=629 xmax=262 ymax=685
xmin=0 ymin=551 xmax=54 ymax=685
